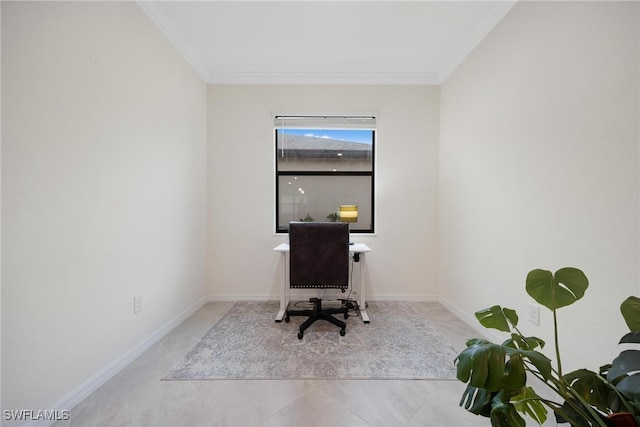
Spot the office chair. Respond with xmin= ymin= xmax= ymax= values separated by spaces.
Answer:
xmin=284 ymin=221 xmax=350 ymax=339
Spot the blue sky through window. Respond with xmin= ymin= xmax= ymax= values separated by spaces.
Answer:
xmin=280 ymin=129 xmax=373 ymax=144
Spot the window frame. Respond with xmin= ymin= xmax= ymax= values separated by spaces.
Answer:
xmin=274 ymin=121 xmax=376 ymax=234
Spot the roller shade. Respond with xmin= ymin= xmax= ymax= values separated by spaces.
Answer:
xmin=274 ymin=115 xmax=376 ymax=130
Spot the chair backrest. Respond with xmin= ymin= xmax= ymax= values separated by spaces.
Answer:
xmin=289 ymin=221 xmax=349 ymax=289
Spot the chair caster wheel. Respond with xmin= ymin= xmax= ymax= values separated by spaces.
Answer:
xmin=344 ymin=313 xmax=349 ymax=319
xmin=284 ymin=315 xmax=290 ymax=323
xmin=297 ymin=331 xmax=303 ymax=339
xmin=340 ymin=329 xmax=346 ymax=336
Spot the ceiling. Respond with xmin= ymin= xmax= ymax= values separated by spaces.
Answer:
xmin=137 ymin=1 xmax=517 ymax=85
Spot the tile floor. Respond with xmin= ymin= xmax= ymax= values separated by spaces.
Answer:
xmin=52 ymin=302 xmax=494 ymax=426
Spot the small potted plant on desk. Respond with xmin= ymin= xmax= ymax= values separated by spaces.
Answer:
xmin=454 ymin=267 xmax=640 ymax=426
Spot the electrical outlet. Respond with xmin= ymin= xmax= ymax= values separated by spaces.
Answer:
xmin=134 ymin=295 xmax=143 ymax=314
xmin=528 ymin=303 xmax=540 ymax=325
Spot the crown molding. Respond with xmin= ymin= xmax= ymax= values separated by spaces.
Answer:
xmin=205 ymin=71 xmax=441 ymax=85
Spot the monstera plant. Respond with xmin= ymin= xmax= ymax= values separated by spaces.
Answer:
xmin=455 ymin=267 xmax=640 ymax=427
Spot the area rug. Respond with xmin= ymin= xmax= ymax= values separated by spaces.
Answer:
xmin=163 ymin=301 xmax=459 ymax=380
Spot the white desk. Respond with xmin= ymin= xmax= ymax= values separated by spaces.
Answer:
xmin=273 ymin=242 xmax=372 ymax=323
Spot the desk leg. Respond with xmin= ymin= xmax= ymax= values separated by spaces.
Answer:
xmin=275 ymin=252 xmax=288 ymax=322
xmin=357 ymin=254 xmax=370 ymax=323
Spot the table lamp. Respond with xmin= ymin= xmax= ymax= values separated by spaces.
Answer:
xmin=339 ymin=205 xmax=358 ymax=223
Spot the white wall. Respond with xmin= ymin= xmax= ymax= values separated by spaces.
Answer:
xmin=207 ymin=85 xmax=440 ymax=301
xmin=440 ymin=1 xmax=639 ymax=372
xmin=1 ymin=1 xmax=207 ymax=419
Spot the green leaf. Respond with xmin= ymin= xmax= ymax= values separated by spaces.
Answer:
xmin=455 ymin=341 xmax=506 ymax=391
xmin=563 ymin=369 xmax=612 ymax=413
xmin=459 ymin=384 xmax=493 ymax=416
xmin=553 ymin=399 xmax=606 ymax=426
xmin=607 ymin=350 xmax=640 ymax=383
xmin=506 ymin=347 xmax=553 ymax=381
xmin=621 ymin=296 xmax=640 ymax=332
xmin=476 ymin=306 xmax=518 ymax=332
xmin=512 ymin=387 xmax=548 ymax=425
xmin=456 ymin=340 xmax=486 ymax=383
xmin=490 ymin=394 xmax=526 ymax=427
xmin=503 ymin=354 xmax=527 ymax=390
xmin=503 ymin=307 xmax=519 ymax=327
xmin=526 ymin=268 xmax=588 ymax=311
xmin=506 ymin=334 xmax=546 ymax=351
xmin=466 ymin=337 xmax=490 ymax=347
xmin=456 ymin=339 xmax=552 ymax=392
xmin=616 ymin=374 xmax=640 ymax=403
xmin=620 ymin=331 xmax=640 ymax=344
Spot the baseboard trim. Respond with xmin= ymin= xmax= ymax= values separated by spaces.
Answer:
xmin=207 ymin=294 xmax=271 ymax=302
xmin=207 ymin=293 xmax=440 ymax=303
xmin=437 ymin=296 xmax=499 ymax=342
xmin=27 ymin=297 xmax=208 ymax=427
xmin=365 ymin=294 xmax=440 ymax=302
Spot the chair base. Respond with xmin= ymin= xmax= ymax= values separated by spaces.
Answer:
xmin=285 ymin=298 xmax=348 ymax=339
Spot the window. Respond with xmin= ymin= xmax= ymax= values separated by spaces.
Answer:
xmin=275 ymin=115 xmax=375 ymax=233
